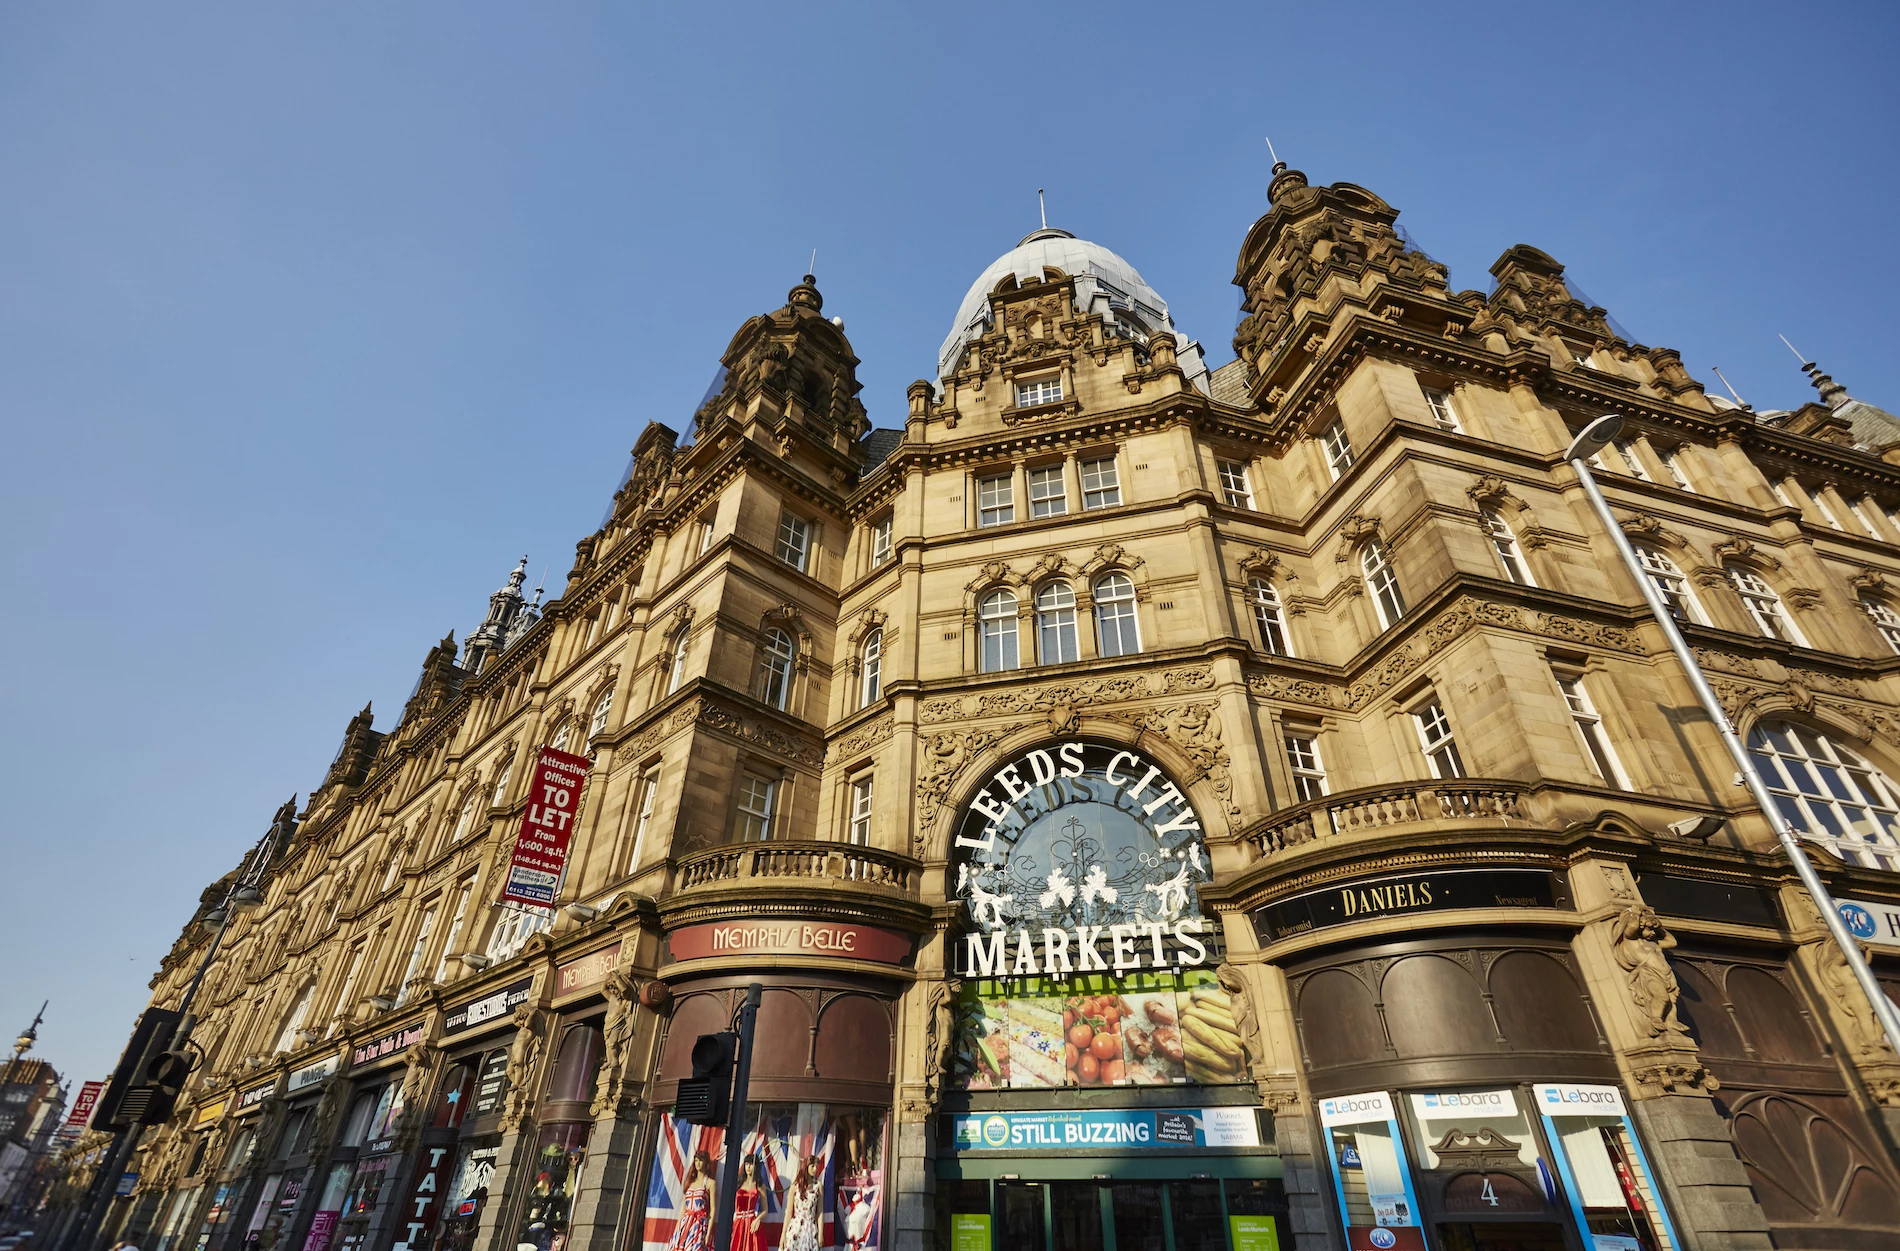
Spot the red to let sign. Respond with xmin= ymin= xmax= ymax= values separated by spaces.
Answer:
xmin=65 ymin=1081 xmax=105 ymax=1128
xmin=499 ymin=746 xmax=592 ymax=908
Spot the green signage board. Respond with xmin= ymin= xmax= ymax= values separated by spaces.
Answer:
xmin=952 ymin=1213 xmax=991 ymax=1251
xmin=1230 ymin=1214 xmax=1280 ymax=1251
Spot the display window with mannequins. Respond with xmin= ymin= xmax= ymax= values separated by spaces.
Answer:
xmin=642 ymin=1104 xmax=888 ymax=1251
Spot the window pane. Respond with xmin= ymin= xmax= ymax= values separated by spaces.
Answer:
xmin=1080 ymin=457 xmax=1121 ymax=509
xmin=1028 ymin=466 xmax=1067 ymax=518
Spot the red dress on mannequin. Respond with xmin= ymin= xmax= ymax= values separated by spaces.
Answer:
xmin=732 ymin=1186 xmax=765 ymax=1251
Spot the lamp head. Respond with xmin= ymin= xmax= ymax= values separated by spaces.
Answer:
xmin=1566 ymin=414 xmax=1625 ymax=463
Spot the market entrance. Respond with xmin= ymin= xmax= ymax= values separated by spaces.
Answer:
xmin=942 ymin=1173 xmax=1287 ymax=1251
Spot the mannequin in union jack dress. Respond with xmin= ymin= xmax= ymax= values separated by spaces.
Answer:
xmin=666 ymin=1152 xmax=715 ymax=1251
xmin=732 ymin=1157 xmax=767 ymax=1251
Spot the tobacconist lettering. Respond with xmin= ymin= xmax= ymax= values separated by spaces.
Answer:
xmin=352 ymin=1023 xmax=426 ymax=1067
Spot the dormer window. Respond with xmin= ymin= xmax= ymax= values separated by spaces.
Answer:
xmin=1569 ymin=342 xmax=1597 ymax=369
xmin=1016 ymin=377 xmax=1063 ymax=408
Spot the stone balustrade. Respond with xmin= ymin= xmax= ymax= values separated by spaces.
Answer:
xmin=1247 ymin=779 xmax=1530 ymax=858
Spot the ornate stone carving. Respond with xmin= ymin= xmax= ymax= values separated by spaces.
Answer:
xmin=1333 ymin=515 xmax=1383 ymax=562
xmin=1712 ymin=537 xmax=1781 ymax=571
xmin=924 ymin=977 xmax=959 ymax=1103
xmin=1104 ymin=701 xmax=1240 ymax=821
xmin=965 ymin=561 xmax=1017 ymax=594
xmin=915 ymin=725 xmax=1026 ymax=851
xmin=829 ymin=715 xmax=894 ymax=763
xmin=501 ymin=1004 xmax=547 ymax=1129
xmin=1216 ymin=964 xmax=1263 ymax=1071
xmin=1619 ymin=514 xmax=1690 ymax=551
xmin=1245 ymin=672 xmax=1343 ymax=708
xmin=679 ymin=697 xmax=824 ymax=767
xmin=1613 ymin=906 xmax=1690 ymax=1039
xmin=918 ymin=667 xmax=1215 ymax=723
xmin=590 ymin=970 xmax=641 ymax=1117
xmin=1784 ymin=586 xmax=1825 ymax=612
xmin=1813 ymin=938 xmax=1895 ymax=1061
xmin=1630 ymin=1061 xmax=1717 ymax=1094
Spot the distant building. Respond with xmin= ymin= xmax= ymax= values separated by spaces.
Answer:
xmin=102 ymin=164 xmax=1900 ymax=1251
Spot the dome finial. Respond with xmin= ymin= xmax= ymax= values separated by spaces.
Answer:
xmin=1265 ymin=135 xmax=1307 ymax=204
xmin=1038 ymin=187 xmax=1047 ymax=231
xmin=1782 ymin=334 xmax=1850 ymax=409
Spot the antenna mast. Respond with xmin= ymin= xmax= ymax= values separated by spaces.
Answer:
xmin=1037 ymin=188 xmax=1047 ymax=230
xmin=1265 ymin=135 xmax=1286 ymax=173
xmin=1710 ymin=366 xmax=1750 ymax=409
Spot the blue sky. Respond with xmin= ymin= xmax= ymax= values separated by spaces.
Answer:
xmin=4 ymin=2 xmax=1897 ymax=1085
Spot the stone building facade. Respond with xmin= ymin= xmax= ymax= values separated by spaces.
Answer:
xmin=99 ymin=165 xmax=1900 ymax=1251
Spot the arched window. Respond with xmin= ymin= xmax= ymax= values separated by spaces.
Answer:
xmin=979 ymin=591 xmax=1019 ymax=672
xmin=489 ymin=760 xmax=512 ymax=807
xmin=860 ymin=629 xmax=883 ymax=707
xmin=1093 ymin=573 xmax=1141 ymax=657
xmin=1861 ymin=595 xmax=1900 ymax=655
xmin=666 ymin=632 xmax=690 ymax=694
xmin=1035 ymin=583 xmax=1079 ymax=664
xmin=1479 ymin=508 xmax=1533 ymax=585
xmin=551 ymin=719 xmax=572 ymax=752
xmin=756 ymin=628 xmax=796 ymax=710
xmin=1635 ymin=546 xmax=1700 ymax=623
xmin=1748 ymin=722 xmax=1900 ymax=870
xmin=450 ymin=790 xmax=478 ymax=843
xmin=1362 ymin=541 xmax=1405 ymax=628
xmin=1726 ymin=565 xmax=1805 ymax=644
xmin=588 ymin=686 xmax=614 ymax=739
xmin=1249 ymin=579 xmax=1291 ymax=656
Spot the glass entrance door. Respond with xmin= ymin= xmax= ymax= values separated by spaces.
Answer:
xmin=978 ymin=1179 xmax=1284 ymax=1251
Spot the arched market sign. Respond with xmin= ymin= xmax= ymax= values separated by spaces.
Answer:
xmin=950 ymin=739 xmax=1217 ymax=979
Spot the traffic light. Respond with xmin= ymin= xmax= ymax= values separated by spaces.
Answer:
xmin=675 ymin=1032 xmax=736 ymax=1126
xmin=95 ymin=1008 xmax=180 ymax=1131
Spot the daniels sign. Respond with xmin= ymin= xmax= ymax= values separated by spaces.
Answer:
xmin=500 ymin=746 xmax=592 ymax=908
xmin=950 ymin=740 xmax=1217 ymax=979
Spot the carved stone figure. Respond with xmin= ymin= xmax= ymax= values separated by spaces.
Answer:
xmin=1216 ymin=964 xmax=1262 ymax=1070
xmin=1814 ymin=938 xmax=1894 ymax=1059
xmin=502 ymin=1004 xmax=546 ymax=1124
xmin=1612 ymin=906 xmax=1689 ymax=1038
xmin=923 ymin=977 xmax=959 ymax=1100
xmin=591 ymin=970 xmax=640 ymax=1118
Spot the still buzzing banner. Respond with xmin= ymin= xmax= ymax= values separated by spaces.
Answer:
xmin=499 ymin=746 xmax=592 ymax=908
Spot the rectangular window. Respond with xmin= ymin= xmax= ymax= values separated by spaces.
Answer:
xmin=736 ymin=775 xmax=777 ymax=842
xmin=1557 ymin=672 xmax=1627 ymax=787
xmin=1321 ymin=420 xmax=1354 ymax=479
xmin=977 ymin=472 xmax=1015 ymax=527
xmin=1422 ymin=386 xmax=1461 ymax=432
xmin=1811 ymin=489 xmax=1846 ymax=531
xmin=1028 ymin=465 xmax=1068 ymax=518
xmin=1612 ymin=439 xmax=1651 ymax=481
xmin=870 ymin=516 xmax=893 ymax=565
xmin=848 ymin=776 xmax=874 ymax=845
xmin=1414 ymin=700 xmax=1467 ymax=779
xmin=1217 ymin=459 xmax=1255 ymax=508
xmin=1850 ymin=497 xmax=1883 ymax=539
xmin=1285 ymin=734 xmax=1327 ymax=802
xmin=432 ymin=881 xmax=474 ymax=982
xmin=329 ymin=945 xmax=366 ymax=1035
xmin=696 ymin=516 xmax=716 ymax=556
xmin=392 ymin=904 xmax=439 ymax=1006
xmin=1016 ymin=377 xmax=1063 ymax=407
xmin=1080 ymin=456 xmax=1121 ymax=509
xmin=1770 ymin=480 xmax=1797 ymax=510
xmin=1659 ymin=446 xmax=1695 ymax=492
xmin=630 ymin=767 xmax=661 ymax=870
xmin=774 ymin=511 xmax=811 ymax=571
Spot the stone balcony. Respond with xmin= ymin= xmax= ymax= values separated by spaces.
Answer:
xmin=663 ymin=839 xmax=931 ymax=930
xmin=1244 ymin=778 xmax=1534 ymax=860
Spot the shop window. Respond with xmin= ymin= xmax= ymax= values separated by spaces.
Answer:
xmin=1093 ymin=573 xmax=1141 ymax=657
xmin=1080 ymin=456 xmax=1121 ymax=509
xmin=1249 ymin=578 xmax=1291 ymax=655
xmin=221 ymin=1125 xmax=258 ymax=1174
xmin=437 ymin=1144 xmax=499 ymax=1251
xmin=1535 ymin=1084 xmax=1683 ymax=1251
xmin=276 ymin=1107 xmax=312 ymax=1160
xmin=339 ymin=1086 xmax=386 ymax=1148
xmin=980 ymin=590 xmax=1020 ymax=672
xmin=344 ymin=1153 xmax=396 ymax=1218
xmin=546 ymin=1025 xmax=604 ymax=1107
xmin=432 ymin=1062 xmax=477 ymax=1130
xmin=1035 ymin=583 xmax=1080 ymax=665
xmin=1028 ymin=464 xmax=1067 ymax=518
xmin=1362 ymin=540 xmax=1405 ymax=627
xmin=1320 ymin=1096 xmax=1423 ymax=1238
xmin=1747 ymin=721 xmax=1900 ymax=870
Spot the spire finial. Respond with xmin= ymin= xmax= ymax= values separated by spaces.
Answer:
xmin=809 ymin=248 xmax=817 ymax=277
xmin=1780 ymin=334 xmax=1851 ymax=410
xmin=1038 ymin=188 xmax=1047 ymax=230
xmin=1710 ymin=366 xmax=1751 ymax=410
xmin=1265 ymin=135 xmax=1286 ymax=176
xmin=1778 ymin=333 xmax=1807 ymax=365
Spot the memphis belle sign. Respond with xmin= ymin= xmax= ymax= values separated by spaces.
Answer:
xmin=951 ymin=740 xmax=1217 ymax=979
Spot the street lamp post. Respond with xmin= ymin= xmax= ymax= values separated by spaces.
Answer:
xmin=1566 ymin=414 xmax=1900 ymax=1052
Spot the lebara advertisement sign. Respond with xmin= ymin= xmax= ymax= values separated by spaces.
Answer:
xmin=500 ymin=746 xmax=592 ymax=907
xmin=1836 ymin=897 xmax=1900 ymax=949
xmin=946 ymin=740 xmax=1248 ymax=1090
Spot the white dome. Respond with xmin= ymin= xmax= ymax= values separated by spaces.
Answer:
xmin=938 ymin=228 xmax=1207 ymax=388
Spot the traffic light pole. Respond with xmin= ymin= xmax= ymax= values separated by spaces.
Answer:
xmin=711 ymin=983 xmax=762 ymax=1251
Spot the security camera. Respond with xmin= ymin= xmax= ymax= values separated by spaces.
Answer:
xmin=1667 ymin=815 xmax=1724 ymax=841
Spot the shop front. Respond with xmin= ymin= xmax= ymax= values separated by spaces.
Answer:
xmin=317 ymin=1022 xmax=429 ymax=1251
xmin=426 ymin=978 xmax=532 ymax=1251
xmin=640 ymin=921 xmax=913 ymax=1251
xmin=936 ymin=740 xmax=1286 ymax=1251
